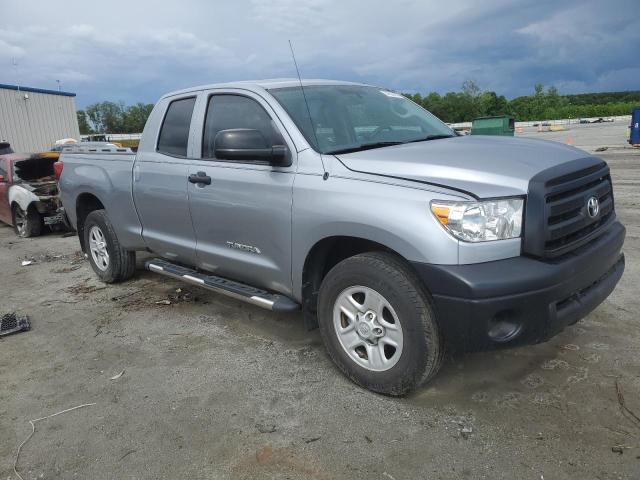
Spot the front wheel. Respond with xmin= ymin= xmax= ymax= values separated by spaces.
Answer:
xmin=84 ymin=209 xmax=136 ymax=283
xmin=317 ymin=252 xmax=443 ymax=396
xmin=12 ymin=204 xmax=42 ymax=238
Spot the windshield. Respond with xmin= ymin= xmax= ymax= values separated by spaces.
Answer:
xmin=268 ymin=85 xmax=454 ymax=154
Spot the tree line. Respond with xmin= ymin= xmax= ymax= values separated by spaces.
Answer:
xmin=404 ymin=81 xmax=640 ymax=123
xmin=77 ymin=85 xmax=640 ymax=134
xmin=77 ymin=101 xmax=154 ymax=134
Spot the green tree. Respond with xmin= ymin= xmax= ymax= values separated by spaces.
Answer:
xmin=76 ymin=110 xmax=93 ymax=135
xmin=479 ymin=91 xmax=509 ymax=117
xmin=84 ymin=101 xmax=153 ymax=133
xmin=85 ymin=101 xmax=125 ymax=133
xmin=462 ymin=80 xmax=481 ymax=98
xmin=122 ymin=103 xmax=154 ymax=133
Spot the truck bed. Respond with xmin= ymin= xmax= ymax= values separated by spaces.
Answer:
xmin=59 ymin=150 xmax=143 ymax=251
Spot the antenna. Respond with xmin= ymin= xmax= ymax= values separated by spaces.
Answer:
xmin=288 ymin=40 xmax=328 ymax=180
xmin=11 ymin=58 xmax=20 ymax=93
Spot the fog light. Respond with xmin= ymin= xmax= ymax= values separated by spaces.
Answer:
xmin=487 ymin=310 xmax=522 ymax=343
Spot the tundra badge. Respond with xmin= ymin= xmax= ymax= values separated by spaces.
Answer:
xmin=226 ymin=241 xmax=261 ymax=254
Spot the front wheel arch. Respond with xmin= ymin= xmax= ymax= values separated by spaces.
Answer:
xmin=300 ymin=236 xmax=409 ymax=329
xmin=317 ymin=251 xmax=444 ymax=395
xmin=11 ymin=202 xmax=42 ymax=237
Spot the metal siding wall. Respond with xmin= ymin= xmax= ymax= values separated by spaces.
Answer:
xmin=0 ymin=87 xmax=80 ymax=152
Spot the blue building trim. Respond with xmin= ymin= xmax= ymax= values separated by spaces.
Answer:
xmin=0 ymin=83 xmax=76 ymax=97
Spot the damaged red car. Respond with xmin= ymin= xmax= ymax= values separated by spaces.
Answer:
xmin=0 ymin=142 xmax=67 ymax=237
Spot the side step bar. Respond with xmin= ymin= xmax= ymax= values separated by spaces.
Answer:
xmin=145 ymin=258 xmax=300 ymax=312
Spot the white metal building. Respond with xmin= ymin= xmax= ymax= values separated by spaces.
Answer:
xmin=0 ymin=83 xmax=80 ymax=152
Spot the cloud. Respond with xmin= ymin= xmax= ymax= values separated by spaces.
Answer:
xmin=0 ymin=0 xmax=637 ymax=107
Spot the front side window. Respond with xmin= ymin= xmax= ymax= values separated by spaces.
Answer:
xmin=157 ymin=97 xmax=196 ymax=157
xmin=268 ymin=85 xmax=454 ymax=154
xmin=202 ymin=95 xmax=280 ymax=159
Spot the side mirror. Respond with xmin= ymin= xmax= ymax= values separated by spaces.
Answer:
xmin=214 ymin=129 xmax=290 ymax=166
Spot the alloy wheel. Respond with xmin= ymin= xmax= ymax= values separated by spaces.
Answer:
xmin=88 ymin=225 xmax=110 ymax=271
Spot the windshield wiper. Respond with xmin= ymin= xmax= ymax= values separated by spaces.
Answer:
xmin=406 ymin=134 xmax=455 ymax=143
xmin=327 ymin=141 xmax=404 ymax=155
xmin=327 ymin=135 xmax=455 ymax=155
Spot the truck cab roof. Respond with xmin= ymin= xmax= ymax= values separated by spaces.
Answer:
xmin=161 ymin=78 xmax=372 ymax=99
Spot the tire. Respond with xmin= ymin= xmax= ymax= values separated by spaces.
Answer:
xmin=317 ymin=252 xmax=443 ymax=396
xmin=84 ymin=209 xmax=136 ymax=283
xmin=12 ymin=204 xmax=42 ymax=238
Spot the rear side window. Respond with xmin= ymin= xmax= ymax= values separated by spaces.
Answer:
xmin=0 ymin=160 xmax=6 ymax=178
xmin=202 ymin=95 xmax=281 ymax=159
xmin=157 ymin=97 xmax=196 ymax=157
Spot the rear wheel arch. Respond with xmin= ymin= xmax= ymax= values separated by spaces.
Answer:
xmin=83 ymin=209 xmax=136 ymax=283
xmin=76 ymin=193 xmax=105 ymax=252
xmin=301 ymin=236 xmax=410 ymax=329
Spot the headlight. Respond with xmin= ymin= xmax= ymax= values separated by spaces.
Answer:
xmin=430 ymin=198 xmax=523 ymax=242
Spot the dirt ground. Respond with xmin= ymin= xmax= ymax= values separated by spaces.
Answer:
xmin=1 ymin=144 xmax=639 ymax=479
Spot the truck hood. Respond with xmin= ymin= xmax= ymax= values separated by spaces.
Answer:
xmin=334 ymin=135 xmax=592 ymax=198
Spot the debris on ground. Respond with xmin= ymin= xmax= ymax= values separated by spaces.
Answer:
xmin=256 ymin=422 xmax=277 ymax=433
xmin=155 ymin=300 xmax=172 ymax=305
xmin=0 ymin=312 xmax=30 ymax=337
xmin=611 ymin=445 xmax=629 ymax=455
xmin=168 ymin=288 xmax=198 ymax=303
xmin=119 ymin=449 xmax=137 ymax=461
xmin=20 ymin=260 xmax=33 ymax=266
xmin=595 ymin=146 xmax=609 ymax=152
xmin=13 ymin=403 xmax=96 ymax=480
xmin=304 ymin=436 xmax=321 ymax=444
xmin=111 ymin=290 xmax=141 ymax=301
xmin=52 ymin=264 xmax=82 ymax=273
xmin=65 ymin=282 xmax=107 ymax=295
xmin=615 ymin=379 xmax=640 ymax=428
xmin=460 ymin=425 xmax=473 ymax=439
xmin=110 ymin=369 xmax=125 ymax=380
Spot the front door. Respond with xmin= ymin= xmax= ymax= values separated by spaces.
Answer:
xmin=187 ymin=92 xmax=295 ymax=295
xmin=133 ymin=96 xmax=198 ymax=265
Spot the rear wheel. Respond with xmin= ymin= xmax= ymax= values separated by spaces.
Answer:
xmin=317 ymin=252 xmax=443 ymax=396
xmin=12 ymin=204 xmax=42 ymax=238
xmin=84 ymin=209 xmax=136 ymax=283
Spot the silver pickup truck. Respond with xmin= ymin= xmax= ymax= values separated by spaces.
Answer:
xmin=58 ymin=79 xmax=625 ymax=395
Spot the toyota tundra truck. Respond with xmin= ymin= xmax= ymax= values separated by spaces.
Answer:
xmin=57 ymin=80 xmax=625 ymax=395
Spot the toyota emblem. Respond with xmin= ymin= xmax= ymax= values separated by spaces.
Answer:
xmin=587 ymin=196 xmax=600 ymax=218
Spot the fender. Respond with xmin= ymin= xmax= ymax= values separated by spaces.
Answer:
xmin=8 ymin=185 xmax=39 ymax=211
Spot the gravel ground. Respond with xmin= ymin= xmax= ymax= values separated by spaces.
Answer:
xmin=1 ymin=135 xmax=639 ymax=479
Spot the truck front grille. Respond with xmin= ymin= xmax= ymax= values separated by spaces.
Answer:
xmin=523 ymin=159 xmax=615 ymax=259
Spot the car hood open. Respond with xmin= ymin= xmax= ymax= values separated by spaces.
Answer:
xmin=334 ymin=135 xmax=594 ymax=198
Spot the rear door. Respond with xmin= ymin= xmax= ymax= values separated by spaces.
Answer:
xmin=133 ymin=95 xmax=198 ymax=264
xmin=0 ymin=159 xmax=10 ymax=224
xmin=186 ymin=90 xmax=296 ymax=295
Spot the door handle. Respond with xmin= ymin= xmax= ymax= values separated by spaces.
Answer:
xmin=188 ymin=171 xmax=212 ymax=185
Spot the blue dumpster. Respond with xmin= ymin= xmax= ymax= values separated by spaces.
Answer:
xmin=631 ymin=107 xmax=640 ymax=145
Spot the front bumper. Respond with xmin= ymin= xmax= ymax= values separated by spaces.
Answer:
xmin=412 ymin=221 xmax=626 ymax=352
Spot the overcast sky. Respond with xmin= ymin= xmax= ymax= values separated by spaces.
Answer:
xmin=1 ymin=0 xmax=637 ymax=108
